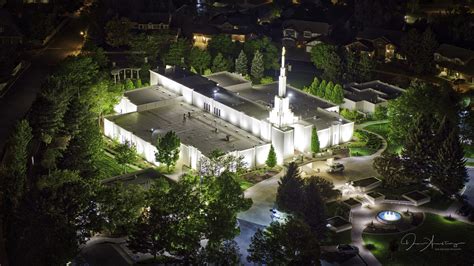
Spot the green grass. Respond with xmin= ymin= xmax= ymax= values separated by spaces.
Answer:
xmin=467 ymin=162 xmax=474 ymax=167
xmin=96 ymin=153 xmax=136 ymax=178
xmin=236 ymin=176 xmax=254 ymax=190
xmin=464 ymin=145 xmax=474 ymax=158
xmin=364 ymin=122 xmax=402 ymax=154
xmin=349 ymin=146 xmax=376 ymax=156
xmin=363 ymin=213 xmax=474 ymax=265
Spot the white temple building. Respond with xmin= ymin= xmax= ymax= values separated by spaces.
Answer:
xmin=104 ymin=48 xmax=354 ymax=169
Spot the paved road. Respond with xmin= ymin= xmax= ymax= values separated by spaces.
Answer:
xmin=463 ymin=167 xmax=474 ymax=205
xmin=0 ymin=15 xmax=87 ymax=153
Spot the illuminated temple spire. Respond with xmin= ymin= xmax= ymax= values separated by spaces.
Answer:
xmin=269 ymin=47 xmax=297 ymax=127
xmin=278 ymin=47 xmax=287 ymax=97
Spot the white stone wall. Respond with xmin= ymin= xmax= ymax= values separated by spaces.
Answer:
xmin=114 ymin=97 xmax=137 ymax=114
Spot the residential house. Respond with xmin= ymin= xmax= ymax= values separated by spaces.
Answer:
xmin=209 ymin=12 xmax=257 ymax=43
xmin=129 ymin=13 xmax=171 ymax=31
xmin=341 ymin=80 xmax=404 ymax=113
xmin=344 ymin=39 xmax=375 ymax=58
xmin=435 ymin=44 xmax=474 ymax=84
xmin=356 ymin=28 xmax=403 ymax=62
xmin=282 ymin=19 xmax=331 ymax=52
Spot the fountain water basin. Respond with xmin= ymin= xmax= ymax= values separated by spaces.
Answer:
xmin=376 ymin=210 xmax=402 ymax=224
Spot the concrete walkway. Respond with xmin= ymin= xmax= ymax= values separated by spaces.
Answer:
xmin=237 ymin=169 xmax=285 ymax=226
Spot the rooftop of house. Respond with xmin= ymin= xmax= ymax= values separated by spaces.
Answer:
xmin=107 ymin=102 xmax=267 ymax=156
xmin=435 ymin=44 xmax=474 ymax=64
xmin=124 ymin=86 xmax=180 ymax=106
xmin=343 ymin=80 xmax=405 ymax=104
xmin=356 ymin=27 xmax=403 ymax=46
xmin=282 ymin=19 xmax=331 ymax=35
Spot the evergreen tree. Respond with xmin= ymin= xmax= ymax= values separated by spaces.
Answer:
xmin=432 ymin=130 xmax=467 ymax=195
xmin=276 ymin=162 xmax=304 ymax=213
xmin=325 ymin=81 xmax=335 ymax=102
xmin=359 ymin=54 xmax=375 ymax=82
xmin=211 ymin=52 xmax=232 ymax=73
xmin=235 ymin=50 xmax=248 ymax=75
xmin=164 ymin=38 xmax=189 ymax=67
xmin=311 ymin=127 xmax=320 ymax=154
xmin=266 ymin=145 xmax=277 ymax=168
xmin=332 ymin=84 xmax=344 ymax=104
xmin=155 ymin=131 xmax=181 ymax=172
xmin=251 ymin=50 xmax=264 ymax=82
xmin=309 ymin=77 xmax=320 ymax=96
xmin=125 ymin=78 xmax=135 ymax=90
xmin=401 ymin=114 xmax=438 ymax=183
xmin=300 ymin=178 xmax=327 ymax=239
xmin=317 ymin=80 xmax=327 ymax=98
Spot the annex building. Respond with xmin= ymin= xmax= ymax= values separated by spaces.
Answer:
xmin=104 ymin=48 xmax=354 ymax=170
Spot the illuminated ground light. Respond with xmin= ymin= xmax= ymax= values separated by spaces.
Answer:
xmin=376 ymin=210 xmax=402 ymax=224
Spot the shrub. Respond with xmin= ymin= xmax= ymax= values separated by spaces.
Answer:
xmin=260 ymin=76 xmax=274 ymax=84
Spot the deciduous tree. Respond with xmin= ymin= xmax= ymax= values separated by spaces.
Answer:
xmin=155 ymin=131 xmax=180 ymax=172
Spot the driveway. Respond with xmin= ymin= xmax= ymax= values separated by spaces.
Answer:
xmin=462 ymin=167 xmax=474 ymax=205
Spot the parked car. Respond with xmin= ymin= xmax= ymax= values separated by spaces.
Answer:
xmin=337 ymin=244 xmax=359 ymax=255
xmin=327 ymin=162 xmax=345 ymax=173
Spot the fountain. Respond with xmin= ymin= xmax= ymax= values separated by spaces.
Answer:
xmin=376 ymin=210 xmax=402 ymax=224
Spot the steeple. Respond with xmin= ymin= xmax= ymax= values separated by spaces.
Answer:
xmin=268 ymin=47 xmax=297 ymax=128
xmin=278 ymin=47 xmax=287 ymax=97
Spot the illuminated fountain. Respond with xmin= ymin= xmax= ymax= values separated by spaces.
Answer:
xmin=376 ymin=210 xmax=402 ymax=224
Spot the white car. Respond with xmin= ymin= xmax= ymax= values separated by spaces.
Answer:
xmin=327 ymin=163 xmax=345 ymax=173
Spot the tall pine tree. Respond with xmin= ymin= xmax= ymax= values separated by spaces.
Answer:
xmin=251 ymin=50 xmax=264 ymax=82
xmin=311 ymin=127 xmax=320 ymax=154
xmin=235 ymin=50 xmax=248 ymax=75
xmin=276 ymin=162 xmax=303 ymax=213
xmin=432 ymin=129 xmax=467 ymax=195
xmin=266 ymin=145 xmax=277 ymax=168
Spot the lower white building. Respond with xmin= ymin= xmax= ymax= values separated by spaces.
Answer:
xmin=105 ymin=49 xmax=354 ymax=170
xmin=341 ymin=80 xmax=405 ymax=113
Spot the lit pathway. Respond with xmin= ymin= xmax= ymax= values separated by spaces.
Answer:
xmin=237 ymin=169 xmax=285 ymax=226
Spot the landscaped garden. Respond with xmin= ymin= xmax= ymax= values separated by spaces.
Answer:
xmin=348 ymin=130 xmax=383 ymax=156
xmin=237 ymin=167 xmax=281 ymax=190
xmin=363 ymin=213 xmax=474 ymax=265
xmin=364 ymin=122 xmax=402 ymax=154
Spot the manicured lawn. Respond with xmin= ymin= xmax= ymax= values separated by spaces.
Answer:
xmin=364 ymin=122 xmax=402 ymax=154
xmin=467 ymin=162 xmax=474 ymax=167
xmin=349 ymin=146 xmax=376 ymax=156
xmin=363 ymin=213 xmax=474 ymax=265
xmin=235 ymin=175 xmax=255 ymax=190
xmin=464 ymin=144 xmax=474 ymax=158
xmin=97 ymin=153 xmax=136 ymax=178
